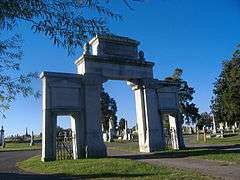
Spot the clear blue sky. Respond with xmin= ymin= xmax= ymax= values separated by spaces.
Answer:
xmin=2 ymin=0 xmax=240 ymax=136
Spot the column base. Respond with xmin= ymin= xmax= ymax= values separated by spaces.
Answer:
xmin=41 ymin=156 xmax=56 ymax=162
xmin=85 ymin=145 xmax=107 ymax=158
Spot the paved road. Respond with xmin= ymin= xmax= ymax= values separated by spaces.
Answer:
xmin=0 ymin=150 xmax=84 ymax=180
xmin=0 ymin=150 xmax=40 ymax=173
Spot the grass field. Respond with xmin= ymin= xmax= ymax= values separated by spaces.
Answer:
xmin=0 ymin=143 xmax=41 ymax=152
xmin=194 ymin=134 xmax=240 ymax=145
xmin=18 ymin=156 xmax=213 ymax=180
xmin=108 ymin=135 xmax=240 ymax=165
xmin=108 ymin=144 xmax=139 ymax=153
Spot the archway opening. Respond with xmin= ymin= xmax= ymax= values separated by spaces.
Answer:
xmin=101 ymin=80 xmax=139 ymax=153
xmin=56 ymin=116 xmax=74 ymax=160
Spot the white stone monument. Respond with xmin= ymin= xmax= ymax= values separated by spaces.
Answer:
xmin=225 ymin=122 xmax=229 ymax=131
xmin=41 ymin=34 xmax=185 ymax=161
xmin=30 ymin=131 xmax=34 ymax=146
xmin=219 ymin=123 xmax=224 ymax=138
xmin=123 ymin=121 xmax=128 ymax=141
xmin=169 ymin=115 xmax=179 ymax=150
xmin=0 ymin=126 xmax=4 ymax=148
xmin=212 ymin=114 xmax=217 ymax=135
xmin=108 ymin=117 xmax=115 ymax=142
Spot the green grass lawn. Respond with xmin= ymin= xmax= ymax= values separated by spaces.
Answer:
xmin=155 ymin=148 xmax=240 ymax=165
xmin=0 ymin=142 xmax=41 ymax=152
xmin=108 ymin=144 xmax=139 ymax=153
xmin=194 ymin=134 xmax=240 ymax=145
xmin=195 ymin=150 xmax=240 ymax=165
xmin=108 ymin=141 xmax=240 ymax=165
xmin=18 ymin=156 xmax=213 ymax=180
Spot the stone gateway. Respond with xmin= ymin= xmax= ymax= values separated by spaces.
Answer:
xmin=40 ymin=35 xmax=185 ymax=162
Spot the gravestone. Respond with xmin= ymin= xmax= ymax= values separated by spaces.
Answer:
xmin=212 ymin=115 xmax=217 ymax=135
xmin=123 ymin=121 xmax=128 ymax=141
xmin=30 ymin=131 xmax=34 ymax=146
xmin=0 ymin=126 xmax=4 ymax=148
xmin=219 ymin=123 xmax=224 ymax=138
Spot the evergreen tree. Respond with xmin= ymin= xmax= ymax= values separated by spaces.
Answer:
xmin=100 ymin=87 xmax=117 ymax=132
xmin=165 ymin=68 xmax=200 ymax=124
xmin=196 ymin=112 xmax=212 ymax=130
xmin=211 ymin=48 xmax=240 ymax=125
xmin=118 ymin=118 xmax=126 ymax=132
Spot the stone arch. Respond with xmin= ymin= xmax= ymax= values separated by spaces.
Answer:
xmin=41 ymin=35 xmax=184 ymax=161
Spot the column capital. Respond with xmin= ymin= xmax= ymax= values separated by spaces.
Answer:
xmin=127 ymin=78 xmax=157 ymax=90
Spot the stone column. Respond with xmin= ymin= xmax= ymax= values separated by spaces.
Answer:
xmin=41 ymin=110 xmax=57 ymax=162
xmin=71 ymin=113 xmax=85 ymax=159
xmin=128 ymin=80 xmax=165 ymax=152
xmin=212 ymin=114 xmax=217 ymax=135
xmin=225 ymin=121 xmax=229 ymax=131
xmin=219 ymin=123 xmax=224 ymax=138
xmin=168 ymin=114 xmax=179 ymax=150
xmin=30 ymin=131 xmax=34 ymax=146
xmin=176 ymin=113 xmax=185 ymax=148
xmin=83 ymin=74 xmax=107 ymax=157
xmin=0 ymin=126 xmax=4 ymax=148
xmin=108 ymin=117 xmax=114 ymax=142
xmin=123 ymin=120 xmax=128 ymax=140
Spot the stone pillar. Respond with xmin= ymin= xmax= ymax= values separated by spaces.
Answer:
xmin=0 ymin=126 xmax=4 ymax=148
xmin=176 ymin=113 xmax=185 ymax=148
xmin=41 ymin=110 xmax=57 ymax=162
xmin=108 ymin=117 xmax=114 ymax=142
xmin=71 ymin=113 xmax=85 ymax=159
xmin=123 ymin=120 xmax=128 ymax=140
xmin=219 ymin=123 xmax=224 ymax=138
xmin=212 ymin=114 xmax=217 ymax=135
xmin=168 ymin=115 xmax=179 ymax=150
xmin=128 ymin=80 xmax=165 ymax=152
xmin=234 ymin=122 xmax=239 ymax=129
xmin=225 ymin=121 xmax=229 ymax=131
xmin=83 ymin=74 xmax=107 ymax=157
xmin=30 ymin=131 xmax=34 ymax=146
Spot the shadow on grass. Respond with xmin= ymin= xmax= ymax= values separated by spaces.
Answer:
xmin=0 ymin=172 xmax=153 ymax=180
xmin=111 ymin=144 xmax=240 ymax=160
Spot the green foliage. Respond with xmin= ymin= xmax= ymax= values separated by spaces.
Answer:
xmin=100 ymin=87 xmax=117 ymax=131
xmin=196 ymin=112 xmax=213 ymax=129
xmin=0 ymin=0 xmax=140 ymax=54
xmin=0 ymin=0 xmax=138 ymax=117
xmin=0 ymin=33 xmax=39 ymax=118
xmin=165 ymin=68 xmax=200 ymax=124
xmin=119 ymin=118 xmax=126 ymax=132
xmin=211 ymin=48 xmax=240 ymax=124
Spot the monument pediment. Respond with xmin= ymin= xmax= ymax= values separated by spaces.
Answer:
xmin=89 ymin=34 xmax=140 ymax=59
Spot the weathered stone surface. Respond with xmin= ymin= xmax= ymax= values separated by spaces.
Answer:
xmin=89 ymin=34 xmax=140 ymax=59
xmin=75 ymin=55 xmax=154 ymax=80
xmin=41 ymin=34 xmax=184 ymax=161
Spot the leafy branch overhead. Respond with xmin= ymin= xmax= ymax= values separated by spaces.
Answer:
xmin=0 ymin=0 xmax=139 ymax=118
xmin=0 ymin=34 xmax=40 ymax=118
xmin=0 ymin=0 xmax=139 ymax=54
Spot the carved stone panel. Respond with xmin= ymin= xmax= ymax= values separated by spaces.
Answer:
xmin=157 ymin=92 xmax=178 ymax=110
xmin=51 ymin=87 xmax=81 ymax=108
